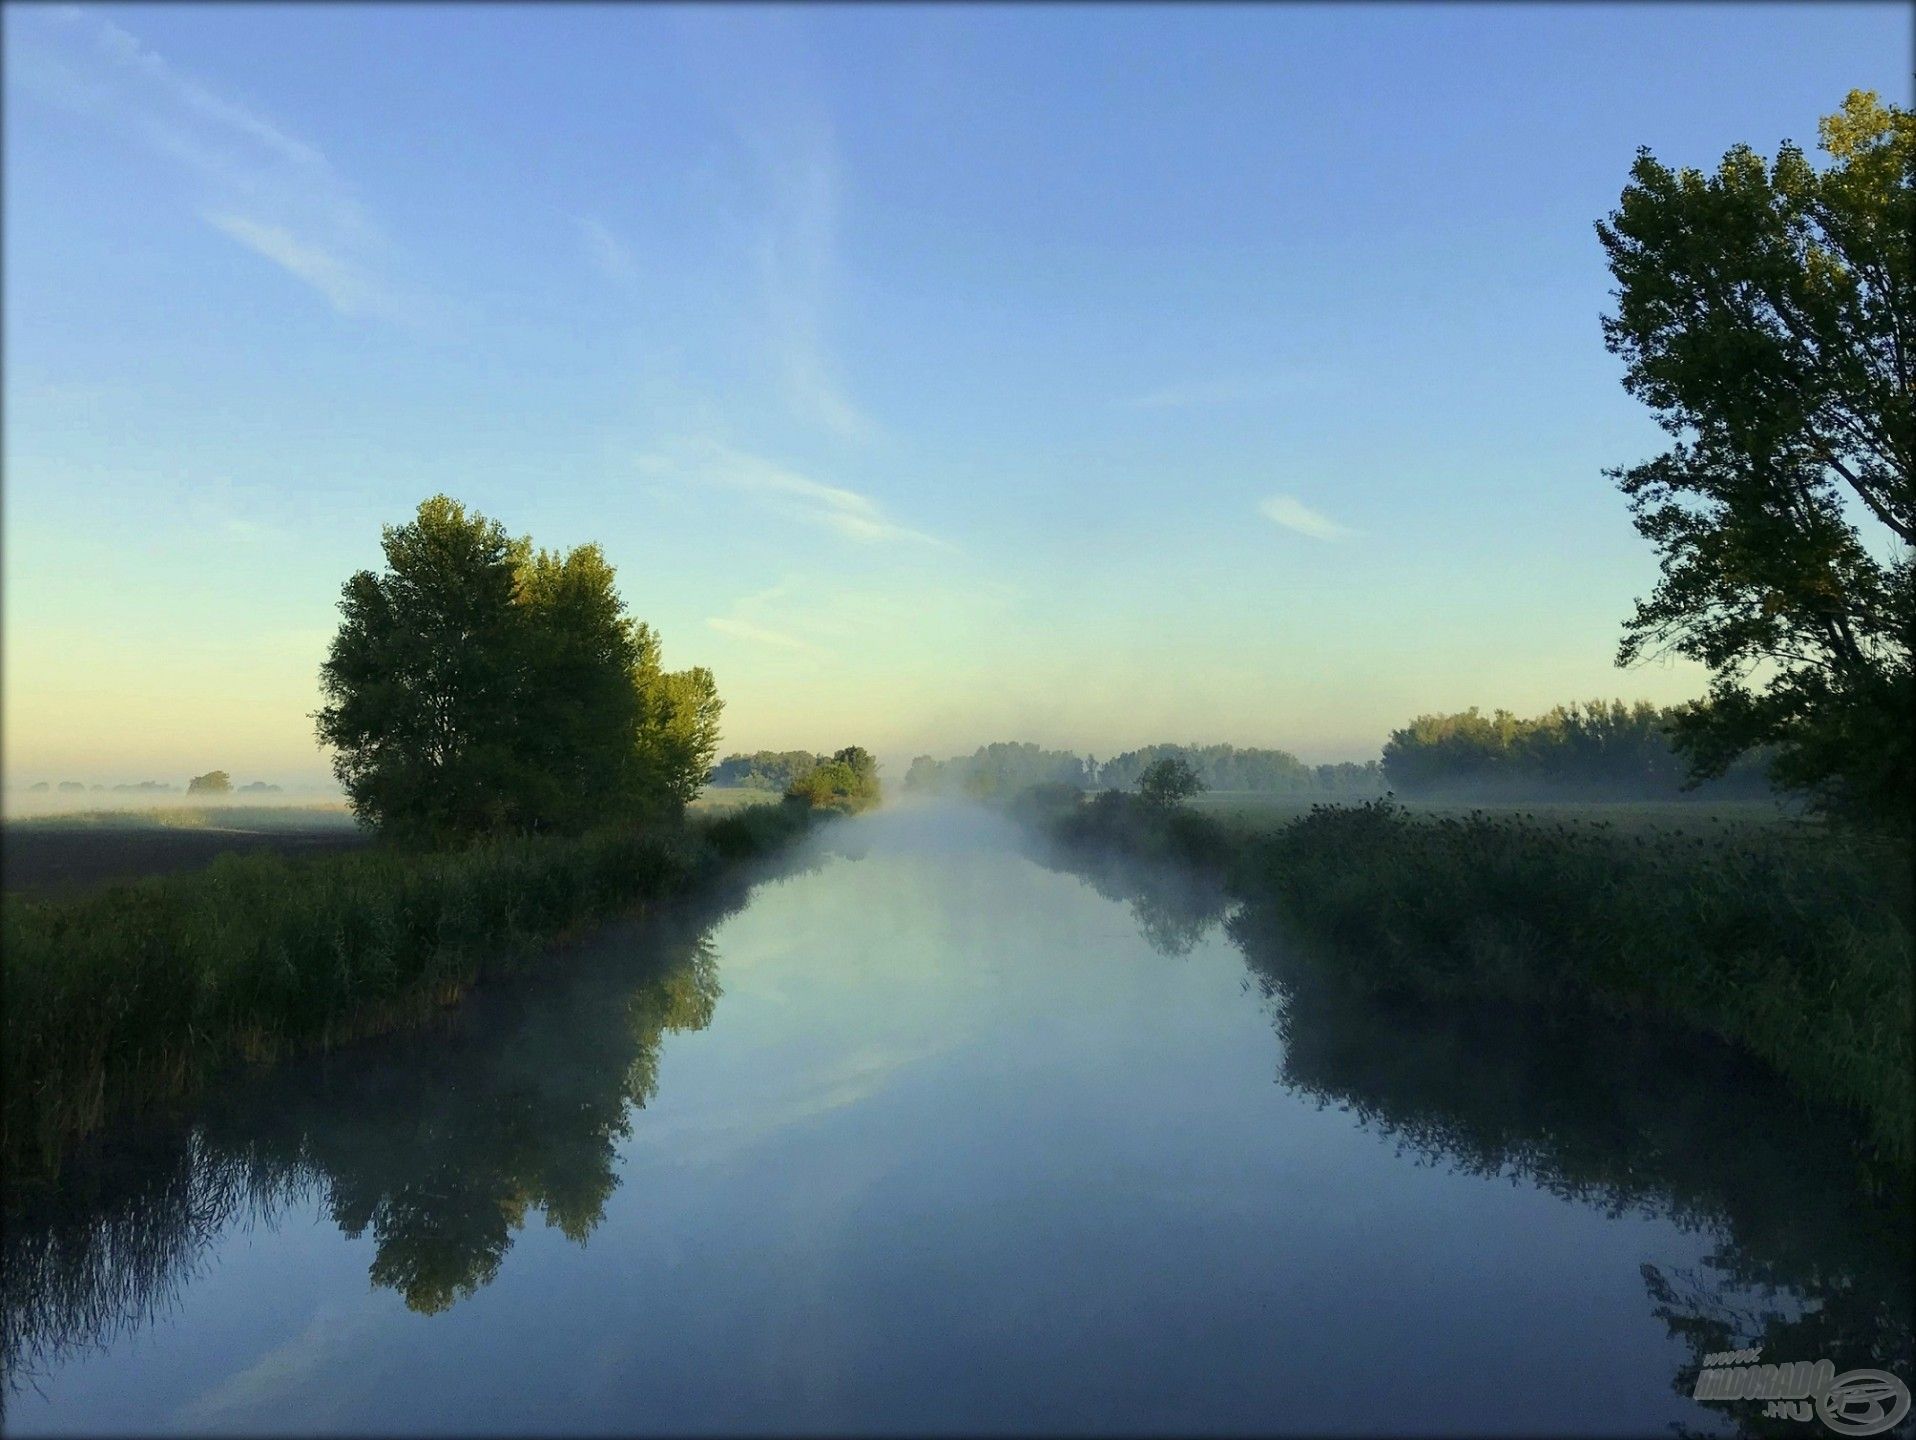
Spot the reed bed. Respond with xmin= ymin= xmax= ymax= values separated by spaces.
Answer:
xmin=1 ymin=803 xmax=816 ymax=1185
xmin=1028 ymin=791 xmax=1914 ymax=1167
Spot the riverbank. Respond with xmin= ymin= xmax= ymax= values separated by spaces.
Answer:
xmin=1016 ymin=788 xmax=1913 ymax=1169
xmin=1 ymin=802 xmax=822 ymax=1188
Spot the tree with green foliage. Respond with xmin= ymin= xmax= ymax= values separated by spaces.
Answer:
xmin=1598 ymin=90 xmax=1913 ymax=833
xmin=315 ymin=496 xmax=721 ymax=842
xmin=784 ymin=745 xmax=881 ymax=813
xmin=635 ymin=660 xmax=724 ymax=812
xmin=1137 ymin=756 xmax=1204 ymax=809
xmin=513 ymin=543 xmax=651 ymax=832
xmin=187 ymin=771 xmax=233 ymax=795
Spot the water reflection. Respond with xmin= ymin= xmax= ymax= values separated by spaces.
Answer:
xmin=3 ymin=879 xmax=756 ymax=1393
xmin=1227 ymin=898 xmax=1913 ymax=1436
xmin=5 ymin=822 xmax=1909 ymax=1437
xmin=1021 ymin=837 xmax=1233 ymax=957
xmin=1019 ymin=840 xmax=1911 ymax=1436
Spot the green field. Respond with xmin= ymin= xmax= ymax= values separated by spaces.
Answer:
xmin=1187 ymin=790 xmax=1800 ymax=839
xmin=8 ymin=803 xmax=359 ymax=833
xmin=689 ymin=787 xmax=784 ymax=813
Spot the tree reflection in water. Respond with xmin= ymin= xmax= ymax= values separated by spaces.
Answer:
xmin=5 ymin=842 xmax=1908 ymax=1440
xmin=2 ymin=894 xmax=738 ymax=1393
xmin=1226 ymin=897 xmax=1913 ymax=1439
xmin=1027 ymin=844 xmax=1911 ymax=1440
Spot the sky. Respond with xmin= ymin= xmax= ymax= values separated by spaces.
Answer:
xmin=4 ymin=2 xmax=1910 ymax=787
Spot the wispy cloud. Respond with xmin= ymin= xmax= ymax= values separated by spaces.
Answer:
xmin=1131 ymin=371 xmax=1317 ymax=410
xmin=642 ymin=440 xmax=950 ymax=549
xmin=21 ymin=8 xmax=412 ymax=321
xmin=575 ymin=215 xmax=639 ymax=287
xmin=720 ymin=78 xmax=875 ymax=442
xmin=1259 ymin=493 xmax=1354 ymax=541
xmin=203 ymin=214 xmax=390 ymax=318
xmin=706 ymin=616 xmax=822 ymax=654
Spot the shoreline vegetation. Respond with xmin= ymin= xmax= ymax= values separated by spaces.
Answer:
xmin=1 ymin=800 xmax=823 ymax=1192
xmin=1010 ymin=784 xmax=1914 ymax=1171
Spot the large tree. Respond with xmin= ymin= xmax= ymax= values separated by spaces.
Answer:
xmin=316 ymin=497 xmax=718 ymax=841
xmin=1597 ymin=90 xmax=1913 ymax=832
xmin=316 ymin=497 xmax=532 ymax=840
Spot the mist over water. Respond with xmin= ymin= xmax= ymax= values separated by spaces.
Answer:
xmin=3 ymin=802 xmax=1906 ymax=1436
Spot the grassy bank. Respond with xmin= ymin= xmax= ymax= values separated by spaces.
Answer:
xmin=1188 ymin=789 xmax=1798 ymax=839
xmin=1023 ymin=789 xmax=1913 ymax=1167
xmin=1 ymin=802 xmax=819 ymax=1187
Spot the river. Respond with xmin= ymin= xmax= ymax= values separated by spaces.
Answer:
xmin=3 ymin=802 xmax=1908 ymax=1435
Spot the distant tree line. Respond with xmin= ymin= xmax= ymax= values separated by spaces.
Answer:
xmin=901 ymin=741 xmax=1385 ymax=800
xmin=21 ymin=778 xmax=280 ymax=795
xmin=904 ymin=743 xmax=1093 ymax=800
xmin=1381 ymin=701 xmax=1774 ymax=800
xmin=1097 ymin=744 xmax=1385 ymax=796
xmin=709 ymin=750 xmax=829 ymax=792
xmin=315 ymin=496 xmax=722 ymax=843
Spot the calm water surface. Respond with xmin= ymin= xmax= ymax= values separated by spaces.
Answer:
xmin=3 ymin=803 xmax=1908 ymax=1435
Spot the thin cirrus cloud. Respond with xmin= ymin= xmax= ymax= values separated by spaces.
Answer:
xmin=667 ymin=15 xmax=876 ymax=444
xmin=642 ymin=440 xmax=951 ymax=550
xmin=21 ymin=7 xmax=413 ymax=322
xmin=202 ymin=214 xmax=390 ymax=318
xmin=706 ymin=617 xmax=823 ymax=655
xmin=725 ymin=97 xmax=875 ymax=443
xmin=1259 ymin=493 xmax=1354 ymax=541
xmin=705 ymin=582 xmax=835 ymax=658
xmin=746 ymin=123 xmax=876 ymax=444
xmin=575 ymin=216 xmax=639 ymax=287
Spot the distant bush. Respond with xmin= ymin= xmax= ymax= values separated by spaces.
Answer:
xmin=785 ymin=746 xmax=881 ymax=813
xmin=187 ymin=771 xmax=233 ymax=795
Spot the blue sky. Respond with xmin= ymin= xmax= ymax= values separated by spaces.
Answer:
xmin=4 ymin=2 xmax=1908 ymax=785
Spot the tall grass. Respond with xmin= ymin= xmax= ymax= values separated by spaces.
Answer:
xmin=1023 ymin=790 xmax=1914 ymax=1168
xmin=1 ymin=803 xmax=817 ymax=1186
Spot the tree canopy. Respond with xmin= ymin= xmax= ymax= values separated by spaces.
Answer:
xmin=186 ymin=771 xmax=232 ymax=795
xmin=1137 ymin=756 xmax=1204 ymax=808
xmin=315 ymin=496 xmax=721 ymax=842
xmin=1598 ymin=90 xmax=1913 ymax=832
xmin=784 ymin=745 xmax=881 ymax=813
